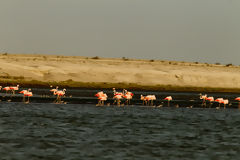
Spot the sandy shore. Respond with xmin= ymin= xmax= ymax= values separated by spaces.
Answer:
xmin=0 ymin=53 xmax=240 ymax=92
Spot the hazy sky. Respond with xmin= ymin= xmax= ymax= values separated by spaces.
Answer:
xmin=0 ymin=0 xmax=240 ymax=64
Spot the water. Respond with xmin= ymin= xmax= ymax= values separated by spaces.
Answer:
xmin=0 ymin=103 xmax=240 ymax=159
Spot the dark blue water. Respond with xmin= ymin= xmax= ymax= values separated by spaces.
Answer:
xmin=0 ymin=102 xmax=240 ymax=159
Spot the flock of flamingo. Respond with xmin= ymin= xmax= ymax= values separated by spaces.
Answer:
xmin=0 ymin=85 xmax=66 ymax=104
xmin=96 ymin=89 xmax=240 ymax=109
xmin=95 ymin=88 xmax=173 ymax=107
xmin=1 ymin=84 xmax=240 ymax=108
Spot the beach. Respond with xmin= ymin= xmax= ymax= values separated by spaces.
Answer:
xmin=1 ymin=53 xmax=240 ymax=92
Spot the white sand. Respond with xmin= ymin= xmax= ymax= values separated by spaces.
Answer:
xmin=1 ymin=54 xmax=240 ymax=89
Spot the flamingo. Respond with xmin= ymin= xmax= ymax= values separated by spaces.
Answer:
xmin=200 ymin=93 xmax=207 ymax=107
xmin=3 ymin=86 xmax=11 ymax=94
xmin=54 ymin=89 xmax=66 ymax=103
xmin=206 ymin=97 xmax=214 ymax=108
xmin=95 ymin=92 xmax=108 ymax=106
xmin=235 ymin=97 xmax=240 ymax=109
xmin=140 ymin=95 xmax=156 ymax=106
xmin=215 ymin=98 xmax=224 ymax=109
xmin=19 ymin=89 xmax=28 ymax=102
xmin=19 ymin=89 xmax=32 ymax=103
xmin=146 ymin=95 xmax=156 ymax=106
xmin=112 ymin=88 xmax=124 ymax=105
xmin=140 ymin=95 xmax=147 ymax=105
xmin=124 ymin=93 xmax=133 ymax=105
xmin=113 ymin=94 xmax=123 ymax=106
xmin=100 ymin=93 xmax=108 ymax=106
xmin=95 ymin=91 xmax=105 ymax=106
xmin=123 ymin=89 xmax=134 ymax=105
xmin=164 ymin=96 xmax=172 ymax=107
xmin=10 ymin=85 xmax=19 ymax=95
xmin=222 ymin=99 xmax=229 ymax=109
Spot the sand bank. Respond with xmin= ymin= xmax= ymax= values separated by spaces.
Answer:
xmin=1 ymin=53 xmax=240 ymax=92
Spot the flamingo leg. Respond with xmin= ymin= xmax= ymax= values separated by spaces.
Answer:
xmin=25 ymin=96 xmax=29 ymax=103
xmin=97 ymin=100 xmax=100 ymax=106
xmin=59 ymin=96 xmax=61 ymax=103
xmin=56 ymin=95 xmax=60 ymax=103
xmin=113 ymin=99 xmax=116 ymax=105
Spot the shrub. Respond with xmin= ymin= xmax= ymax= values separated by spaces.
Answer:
xmin=122 ymin=57 xmax=129 ymax=61
xmin=226 ymin=63 xmax=233 ymax=67
xmin=92 ymin=56 xmax=100 ymax=59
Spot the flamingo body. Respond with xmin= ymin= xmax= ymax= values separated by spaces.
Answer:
xmin=206 ymin=97 xmax=214 ymax=102
xmin=235 ymin=97 xmax=240 ymax=101
xmin=164 ymin=96 xmax=172 ymax=101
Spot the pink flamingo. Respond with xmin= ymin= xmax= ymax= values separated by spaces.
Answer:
xmin=215 ymin=98 xmax=224 ymax=109
xmin=10 ymin=85 xmax=19 ymax=95
xmin=95 ymin=91 xmax=104 ymax=105
xmin=54 ymin=89 xmax=66 ymax=103
xmin=140 ymin=95 xmax=146 ymax=105
xmin=222 ymin=99 xmax=229 ymax=109
xmin=146 ymin=95 xmax=156 ymax=106
xmin=140 ymin=95 xmax=156 ymax=106
xmin=3 ymin=86 xmax=11 ymax=94
xmin=200 ymin=94 xmax=208 ymax=107
xmin=235 ymin=97 xmax=240 ymax=109
xmin=20 ymin=89 xmax=32 ymax=103
xmin=112 ymin=88 xmax=124 ymax=106
xmin=19 ymin=89 xmax=28 ymax=102
xmin=206 ymin=97 xmax=214 ymax=108
xmin=123 ymin=89 xmax=134 ymax=105
xmin=99 ymin=93 xmax=108 ymax=106
xmin=164 ymin=96 xmax=172 ymax=107
xmin=113 ymin=94 xmax=123 ymax=106
xmin=95 ymin=92 xmax=108 ymax=106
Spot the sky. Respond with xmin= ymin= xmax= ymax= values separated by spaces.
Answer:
xmin=0 ymin=0 xmax=240 ymax=64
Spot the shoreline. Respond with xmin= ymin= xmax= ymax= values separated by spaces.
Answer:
xmin=1 ymin=79 xmax=240 ymax=93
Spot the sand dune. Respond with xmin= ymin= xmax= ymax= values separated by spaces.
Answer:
xmin=1 ymin=53 xmax=240 ymax=90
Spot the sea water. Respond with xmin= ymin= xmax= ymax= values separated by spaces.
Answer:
xmin=0 ymin=103 xmax=240 ymax=159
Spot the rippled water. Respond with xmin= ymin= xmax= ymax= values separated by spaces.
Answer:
xmin=1 ymin=102 xmax=240 ymax=159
